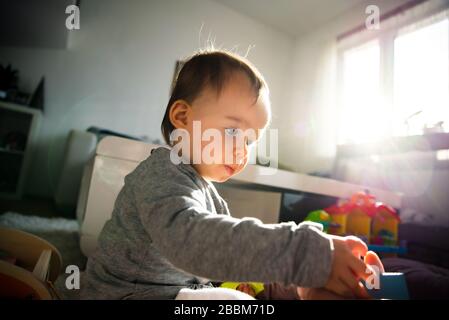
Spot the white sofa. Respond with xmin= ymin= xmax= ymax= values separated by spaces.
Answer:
xmin=76 ymin=136 xmax=159 ymax=257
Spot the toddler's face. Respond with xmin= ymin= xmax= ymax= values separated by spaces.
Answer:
xmin=182 ymin=72 xmax=270 ymax=182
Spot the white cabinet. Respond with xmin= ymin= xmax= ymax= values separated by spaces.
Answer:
xmin=214 ymin=184 xmax=282 ymax=224
xmin=0 ymin=102 xmax=42 ymax=199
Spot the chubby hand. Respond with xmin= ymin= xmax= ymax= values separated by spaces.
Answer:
xmin=324 ymin=235 xmax=372 ymax=298
xmin=301 ymin=251 xmax=385 ymax=300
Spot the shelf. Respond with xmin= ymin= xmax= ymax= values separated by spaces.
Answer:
xmin=0 ymin=147 xmax=24 ymax=156
xmin=0 ymin=102 xmax=42 ymax=199
xmin=0 ymin=101 xmax=42 ymax=116
xmin=336 ymin=133 xmax=449 ymax=158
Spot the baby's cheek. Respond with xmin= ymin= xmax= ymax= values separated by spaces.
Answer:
xmin=236 ymin=156 xmax=249 ymax=173
xmin=196 ymin=139 xmax=218 ymax=163
xmin=219 ymin=141 xmax=233 ymax=164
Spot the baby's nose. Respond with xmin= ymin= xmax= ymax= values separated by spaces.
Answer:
xmin=234 ymin=146 xmax=247 ymax=165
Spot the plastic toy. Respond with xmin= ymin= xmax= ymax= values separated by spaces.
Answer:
xmin=363 ymin=272 xmax=409 ymax=300
xmin=220 ymin=282 xmax=265 ymax=296
xmin=324 ymin=204 xmax=347 ymax=235
xmin=367 ymin=244 xmax=407 ymax=254
xmin=346 ymin=192 xmax=377 ymax=240
xmin=371 ymin=204 xmax=400 ymax=245
xmin=324 ymin=192 xmax=376 ymax=239
xmin=324 ymin=191 xmax=401 ymax=247
xmin=304 ymin=210 xmax=333 ymax=232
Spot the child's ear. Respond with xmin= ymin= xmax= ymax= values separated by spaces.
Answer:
xmin=169 ymin=100 xmax=191 ymax=129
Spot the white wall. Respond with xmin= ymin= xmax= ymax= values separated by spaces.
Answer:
xmin=280 ymin=0 xmax=411 ymax=174
xmin=0 ymin=0 xmax=293 ymax=198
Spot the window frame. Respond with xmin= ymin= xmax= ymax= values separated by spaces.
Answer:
xmin=336 ymin=3 xmax=449 ymax=145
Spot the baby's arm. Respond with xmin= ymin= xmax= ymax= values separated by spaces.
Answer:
xmin=135 ymin=157 xmax=370 ymax=297
xmin=135 ymin=166 xmax=334 ymax=289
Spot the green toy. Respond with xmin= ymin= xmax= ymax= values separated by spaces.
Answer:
xmin=305 ymin=210 xmax=333 ymax=233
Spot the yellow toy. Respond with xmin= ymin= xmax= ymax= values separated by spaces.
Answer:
xmin=325 ymin=191 xmax=400 ymax=243
xmin=371 ymin=204 xmax=400 ymax=245
xmin=346 ymin=209 xmax=372 ymax=242
xmin=326 ymin=208 xmax=347 ymax=235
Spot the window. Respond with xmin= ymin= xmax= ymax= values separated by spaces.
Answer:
xmin=338 ymin=8 xmax=449 ymax=145
xmin=339 ymin=41 xmax=384 ymax=145
xmin=394 ymin=18 xmax=449 ymax=136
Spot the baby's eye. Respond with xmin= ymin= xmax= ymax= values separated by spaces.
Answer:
xmin=224 ymin=128 xmax=239 ymax=137
xmin=225 ymin=128 xmax=256 ymax=147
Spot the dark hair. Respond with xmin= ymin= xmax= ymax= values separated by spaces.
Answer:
xmin=161 ymin=49 xmax=269 ymax=145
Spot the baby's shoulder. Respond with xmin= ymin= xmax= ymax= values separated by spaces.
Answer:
xmin=129 ymin=147 xmax=204 ymax=192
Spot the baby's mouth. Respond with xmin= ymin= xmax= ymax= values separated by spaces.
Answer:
xmin=223 ymin=165 xmax=236 ymax=175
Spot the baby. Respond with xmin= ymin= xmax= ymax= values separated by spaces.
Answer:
xmin=81 ymin=49 xmax=372 ymax=300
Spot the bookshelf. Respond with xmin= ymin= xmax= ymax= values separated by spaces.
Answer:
xmin=0 ymin=101 xmax=42 ymax=199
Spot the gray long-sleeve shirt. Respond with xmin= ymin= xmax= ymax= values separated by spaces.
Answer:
xmin=80 ymin=147 xmax=333 ymax=299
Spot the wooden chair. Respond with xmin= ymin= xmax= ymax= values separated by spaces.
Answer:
xmin=0 ymin=226 xmax=62 ymax=299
